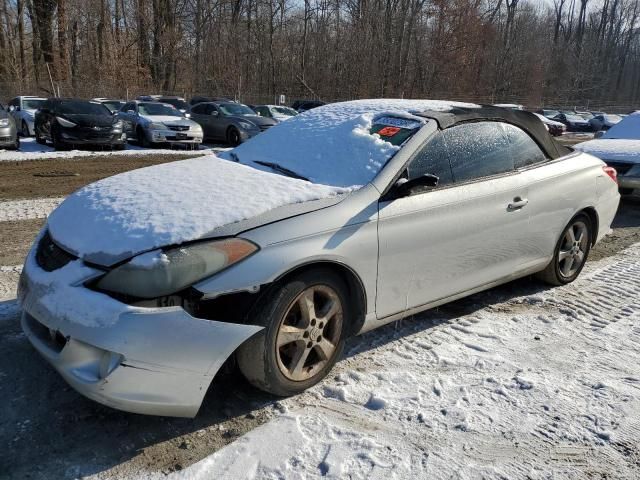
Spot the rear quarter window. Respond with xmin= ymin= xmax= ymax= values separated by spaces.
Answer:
xmin=503 ymin=123 xmax=547 ymax=169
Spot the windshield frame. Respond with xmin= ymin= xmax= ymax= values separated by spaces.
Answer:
xmin=138 ymin=102 xmax=183 ymax=117
xmin=23 ymin=99 xmax=46 ymax=110
xmin=218 ymin=103 xmax=256 ymax=116
xmin=56 ymin=100 xmax=112 ymax=116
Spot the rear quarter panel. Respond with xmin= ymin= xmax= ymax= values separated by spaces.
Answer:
xmin=522 ymin=151 xmax=618 ymax=263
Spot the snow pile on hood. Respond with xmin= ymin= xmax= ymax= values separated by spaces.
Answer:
xmin=47 ymin=155 xmax=349 ymax=263
xmin=574 ymin=138 xmax=640 ymax=162
xmin=221 ymin=99 xmax=479 ymax=188
xmin=603 ymin=111 xmax=640 ymax=140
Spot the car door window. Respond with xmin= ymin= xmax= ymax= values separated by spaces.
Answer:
xmin=503 ymin=123 xmax=547 ymax=169
xmin=444 ymin=122 xmax=514 ymax=183
xmin=406 ymin=132 xmax=454 ymax=187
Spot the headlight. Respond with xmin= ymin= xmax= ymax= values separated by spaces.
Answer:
xmin=56 ymin=117 xmax=77 ymax=128
xmin=149 ymin=122 xmax=165 ymax=130
xmin=95 ymin=238 xmax=258 ymax=298
xmin=112 ymin=120 xmax=124 ymax=131
xmin=239 ymin=121 xmax=256 ymax=130
xmin=0 ymin=118 xmax=8 ymax=127
xmin=191 ymin=123 xmax=202 ymax=132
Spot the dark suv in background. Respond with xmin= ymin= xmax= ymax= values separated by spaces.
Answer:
xmin=34 ymin=98 xmax=127 ymax=151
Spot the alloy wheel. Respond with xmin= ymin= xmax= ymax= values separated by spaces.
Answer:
xmin=558 ymin=220 xmax=589 ymax=278
xmin=275 ymin=285 xmax=343 ymax=382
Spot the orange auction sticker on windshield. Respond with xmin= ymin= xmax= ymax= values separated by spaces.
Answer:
xmin=378 ymin=126 xmax=401 ymax=136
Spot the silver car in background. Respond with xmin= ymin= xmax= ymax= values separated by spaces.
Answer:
xmin=116 ymin=100 xmax=203 ymax=148
xmin=0 ymin=103 xmax=19 ymax=149
xmin=19 ymin=100 xmax=619 ymax=417
xmin=7 ymin=95 xmax=46 ymax=136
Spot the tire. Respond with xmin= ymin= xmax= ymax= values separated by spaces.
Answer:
xmin=237 ymin=268 xmax=349 ymax=396
xmin=137 ymin=127 xmax=152 ymax=148
xmin=21 ymin=121 xmax=30 ymax=137
xmin=52 ymin=127 xmax=70 ymax=151
xmin=35 ymin=128 xmax=47 ymax=145
xmin=536 ymin=213 xmax=592 ymax=286
xmin=226 ymin=127 xmax=241 ymax=147
xmin=112 ymin=143 xmax=126 ymax=151
xmin=12 ymin=137 xmax=20 ymax=150
xmin=619 ymin=188 xmax=634 ymax=196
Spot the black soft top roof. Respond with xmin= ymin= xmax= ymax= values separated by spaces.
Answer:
xmin=416 ymin=105 xmax=571 ymax=160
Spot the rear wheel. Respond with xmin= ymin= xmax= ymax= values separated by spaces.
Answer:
xmin=536 ymin=213 xmax=592 ymax=286
xmin=237 ymin=269 xmax=348 ymax=396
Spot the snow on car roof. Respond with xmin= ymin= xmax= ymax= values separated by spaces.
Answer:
xmin=221 ymin=99 xmax=480 ymax=188
xmin=574 ymin=138 xmax=640 ymax=162
xmin=603 ymin=112 xmax=640 ymax=140
xmin=47 ymin=155 xmax=350 ymax=263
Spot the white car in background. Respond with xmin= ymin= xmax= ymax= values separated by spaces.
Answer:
xmin=533 ymin=113 xmax=566 ymax=136
xmin=253 ymin=105 xmax=299 ymax=123
xmin=589 ymin=114 xmax=622 ymax=132
xmin=7 ymin=96 xmax=46 ymax=136
xmin=575 ymin=112 xmax=640 ymax=194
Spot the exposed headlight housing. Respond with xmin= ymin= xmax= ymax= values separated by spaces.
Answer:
xmin=112 ymin=120 xmax=124 ymax=132
xmin=95 ymin=238 xmax=258 ymax=299
xmin=0 ymin=118 xmax=8 ymax=127
xmin=149 ymin=122 xmax=165 ymax=130
xmin=56 ymin=117 xmax=77 ymax=128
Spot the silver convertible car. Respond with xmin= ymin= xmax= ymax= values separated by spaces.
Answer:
xmin=18 ymin=100 xmax=620 ymax=417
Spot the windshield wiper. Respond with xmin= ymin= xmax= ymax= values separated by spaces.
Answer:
xmin=254 ymin=161 xmax=309 ymax=181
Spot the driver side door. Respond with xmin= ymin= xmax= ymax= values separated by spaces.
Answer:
xmin=376 ymin=122 xmax=532 ymax=319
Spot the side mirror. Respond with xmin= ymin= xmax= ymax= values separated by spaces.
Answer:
xmin=393 ymin=174 xmax=439 ymax=198
xmin=594 ymin=130 xmax=605 ymax=139
xmin=211 ymin=111 xmax=219 ymax=116
xmin=8 ymin=105 xmax=15 ymax=112
xmin=184 ymin=113 xmax=191 ymax=118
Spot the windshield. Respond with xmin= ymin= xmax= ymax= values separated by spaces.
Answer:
xmin=23 ymin=99 xmax=45 ymax=110
xmin=604 ymin=115 xmax=622 ymax=123
xmin=219 ymin=99 xmax=476 ymax=187
xmin=543 ymin=110 xmax=559 ymax=117
xmin=160 ymin=98 xmax=188 ymax=110
xmin=272 ymin=106 xmax=297 ymax=116
xmin=102 ymin=101 xmax=124 ymax=113
xmin=57 ymin=101 xmax=111 ymax=116
xmin=138 ymin=103 xmax=182 ymax=117
xmin=565 ymin=114 xmax=585 ymax=122
xmin=219 ymin=103 xmax=256 ymax=116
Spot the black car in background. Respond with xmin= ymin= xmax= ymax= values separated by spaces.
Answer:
xmin=291 ymin=99 xmax=326 ymax=112
xmin=34 ymin=98 xmax=127 ymax=150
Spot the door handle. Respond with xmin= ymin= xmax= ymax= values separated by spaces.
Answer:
xmin=507 ymin=197 xmax=529 ymax=211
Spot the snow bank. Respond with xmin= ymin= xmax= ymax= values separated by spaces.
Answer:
xmin=574 ymin=138 xmax=640 ymax=162
xmin=221 ymin=99 xmax=479 ymax=188
xmin=47 ymin=155 xmax=350 ymax=263
xmin=603 ymin=111 xmax=640 ymax=140
xmin=0 ymin=138 xmax=227 ymax=162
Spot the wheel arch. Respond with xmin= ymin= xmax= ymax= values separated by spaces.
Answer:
xmin=271 ymin=260 xmax=368 ymax=337
xmin=580 ymin=206 xmax=599 ymax=246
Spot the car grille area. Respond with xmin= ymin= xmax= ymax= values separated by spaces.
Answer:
xmin=167 ymin=125 xmax=189 ymax=132
xmin=36 ymin=231 xmax=77 ymax=272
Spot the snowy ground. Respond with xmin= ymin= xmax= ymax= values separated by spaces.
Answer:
xmin=1 ymin=201 xmax=640 ymax=478
xmin=0 ymin=197 xmax=64 ymax=221
xmin=0 ymin=138 xmax=228 ymax=162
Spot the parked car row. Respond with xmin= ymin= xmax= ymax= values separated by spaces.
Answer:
xmin=2 ymin=94 xmax=326 ymax=150
xmin=537 ymin=108 xmax=624 ymax=132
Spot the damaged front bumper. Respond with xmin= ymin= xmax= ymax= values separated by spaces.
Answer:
xmin=18 ymin=244 xmax=262 ymax=417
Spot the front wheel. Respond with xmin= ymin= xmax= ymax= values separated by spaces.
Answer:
xmin=35 ymin=127 xmax=47 ymax=145
xmin=237 ymin=269 xmax=348 ymax=396
xmin=536 ymin=213 xmax=592 ymax=286
xmin=21 ymin=121 xmax=30 ymax=137
xmin=226 ymin=127 xmax=241 ymax=147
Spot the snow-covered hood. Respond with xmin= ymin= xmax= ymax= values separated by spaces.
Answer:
xmin=574 ymin=139 xmax=640 ymax=163
xmin=140 ymin=115 xmax=192 ymax=126
xmin=46 ymin=155 xmax=349 ymax=266
xmin=229 ymin=114 xmax=276 ymax=127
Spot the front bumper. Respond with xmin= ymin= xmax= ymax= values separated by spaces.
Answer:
xmin=0 ymin=125 xmax=17 ymax=145
xmin=60 ymin=129 xmax=127 ymax=146
xmin=149 ymin=128 xmax=203 ymax=144
xmin=18 ymin=239 xmax=261 ymax=417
